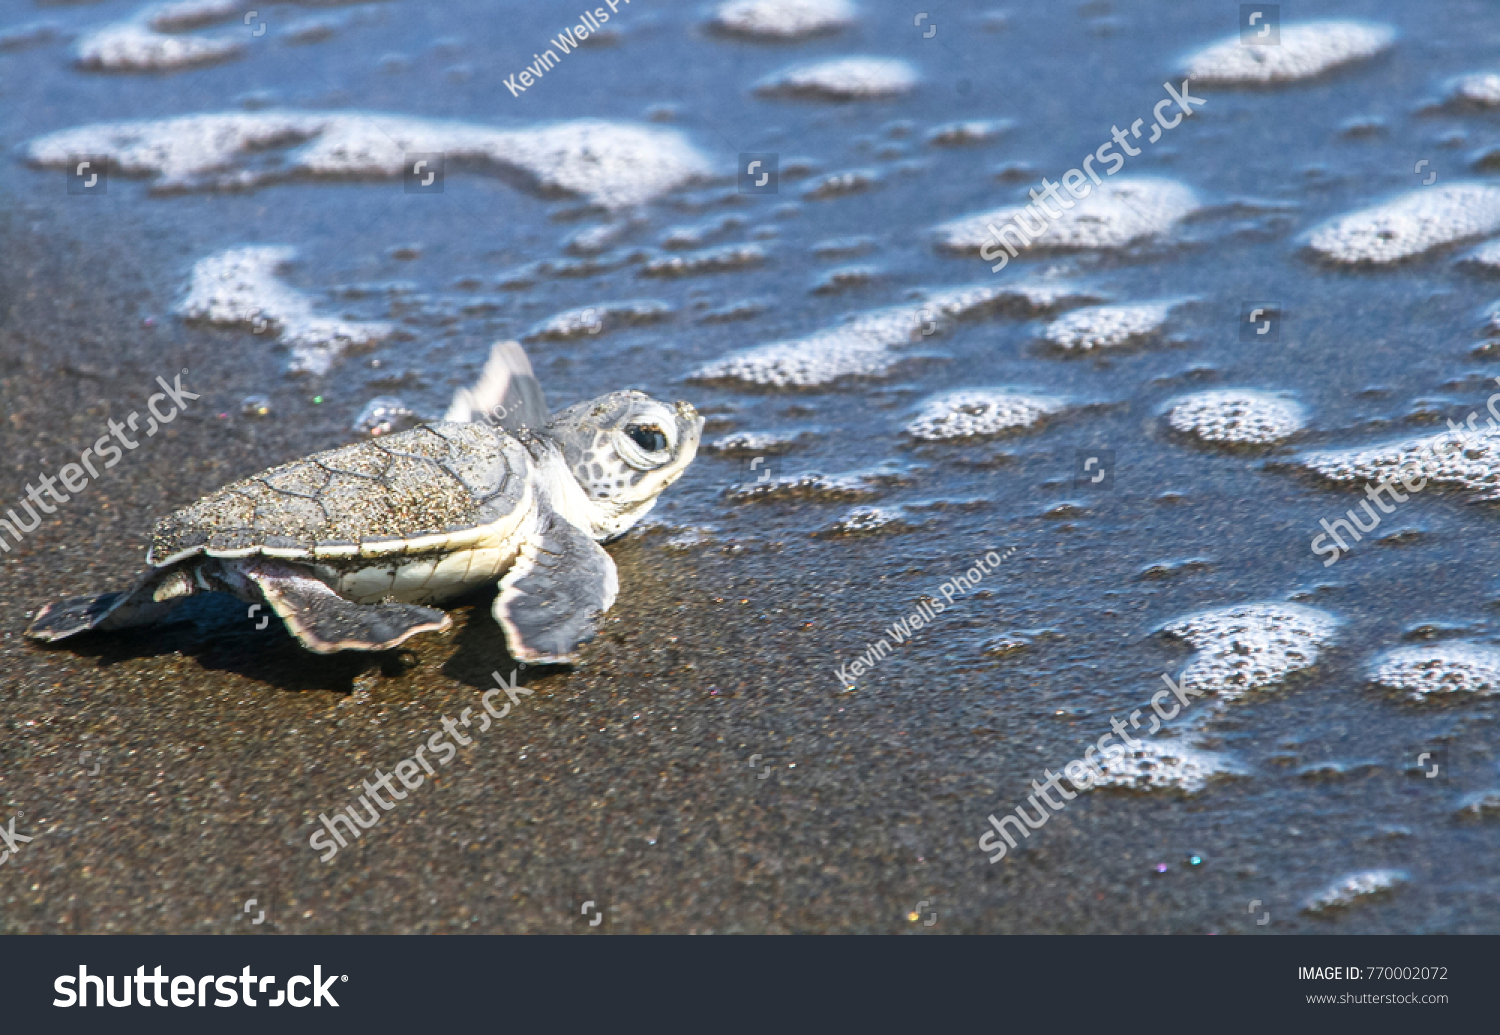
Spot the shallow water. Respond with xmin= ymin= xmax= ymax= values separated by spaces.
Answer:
xmin=2 ymin=0 xmax=1500 ymax=933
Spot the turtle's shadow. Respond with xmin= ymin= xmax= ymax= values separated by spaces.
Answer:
xmin=32 ymin=590 xmax=570 ymax=696
xmin=41 ymin=595 xmax=386 ymax=695
xmin=439 ymin=587 xmax=571 ymax=692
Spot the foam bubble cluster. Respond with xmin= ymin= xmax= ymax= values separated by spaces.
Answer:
xmin=148 ymin=0 xmax=241 ymax=32
xmin=640 ymin=244 xmax=768 ymax=277
xmin=523 ymin=299 xmax=674 ymax=341
xmin=816 ymin=506 xmax=915 ymax=536
xmin=1301 ymin=869 xmax=1408 ymax=916
xmin=810 ymin=265 xmax=880 ymax=294
xmin=703 ymin=430 xmax=808 ymax=456
xmin=1455 ymin=789 xmax=1500 ymax=820
xmin=725 ymin=470 xmax=882 ymax=503
xmin=1299 ymin=422 xmax=1500 ymax=501
xmin=1304 ymin=184 xmax=1500 ymax=265
xmin=1443 ymin=72 xmax=1500 ymax=109
xmin=1367 ymin=642 xmax=1500 ymax=701
xmin=176 ymin=246 xmax=392 ymax=376
xmin=1088 ymin=740 xmax=1246 ymax=795
xmin=694 ymin=313 xmax=911 ymax=386
xmin=26 ymin=114 xmax=712 ymax=207
xmin=1182 ymin=20 xmax=1396 ymax=85
xmin=1041 ymin=300 xmax=1177 ymax=351
xmin=934 ymin=178 xmax=1199 ymax=257
xmin=352 ymin=396 xmax=421 ymax=438
xmin=690 ymin=279 xmax=1101 ymax=387
xmin=76 ymin=20 xmax=242 ymax=72
xmin=1166 ymin=389 xmax=1306 ymax=445
xmin=707 ymin=0 xmax=856 ymax=39
xmin=925 ymin=119 xmax=1012 ymax=147
xmin=802 ymin=169 xmax=881 ymax=201
xmin=754 ymin=57 xmax=918 ymax=100
xmin=1161 ymin=602 xmax=1339 ymax=701
xmin=1456 ymin=239 xmax=1500 ymax=272
xmin=906 ymin=389 xmax=1063 ymax=441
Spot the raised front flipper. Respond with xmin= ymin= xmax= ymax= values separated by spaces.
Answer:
xmin=494 ymin=513 xmax=618 ymax=665
xmin=444 ymin=339 xmax=549 ymax=432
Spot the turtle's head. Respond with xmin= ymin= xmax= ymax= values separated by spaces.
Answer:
xmin=544 ymin=390 xmax=704 ymax=537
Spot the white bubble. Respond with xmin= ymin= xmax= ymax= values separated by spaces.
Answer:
xmin=934 ymin=178 xmax=1200 ymax=258
xmin=353 ymin=396 xmax=419 ymax=438
xmin=1444 ymin=72 xmax=1500 ymax=109
xmin=1182 ymin=20 xmax=1396 ymax=85
xmin=523 ymin=300 xmax=674 ymax=341
xmin=1456 ymin=238 xmax=1500 ymax=272
xmin=707 ymin=0 xmax=856 ymax=40
xmin=1166 ymin=389 xmax=1306 ymax=445
xmin=754 ymin=57 xmax=918 ymax=101
xmin=640 ymin=244 xmax=768 ymax=277
xmin=905 ymin=389 xmax=1064 ymax=441
xmin=1367 ymin=641 xmax=1500 ymax=702
xmin=1300 ymin=869 xmax=1408 ymax=915
xmin=1161 ymin=602 xmax=1340 ymax=702
xmin=175 ymin=246 xmax=392 ymax=377
xmin=1087 ymin=740 xmax=1247 ymax=795
xmin=1299 ymin=422 xmax=1500 ymax=501
xmin=817 ymin=506 xmax=914 ymax=536
xmin=147 ymin=0 xmax=240 ymax=32
xmin=27 ymin=114 xmax=712 ymax=208
xmin=1042 ymin=300 xmax=1181 ymax=352
xmin=703 ymin=431 xmax=810 ymax=456
xmin=925 ymin=120 xmax=1013 ymax=148
xmin=725 ymin=470 xmax=885 ymax=504
xmin=76 ymin=21 xmax=242 ymax=72
xmin=1454 ymin=789 xmax=1500 ymax=821
xmin=690 ymin=279 xmax=1102 ymax=388
xmin=1304 ymin=183 xmax=1500 ymax=265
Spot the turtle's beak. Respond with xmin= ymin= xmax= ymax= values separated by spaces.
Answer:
xmin=675 ymin=400 xmax=704 ymax=437
xmin=673 ymin=401 xmax=704 ymax=462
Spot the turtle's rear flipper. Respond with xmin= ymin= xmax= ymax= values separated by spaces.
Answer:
xmin=241 ymin=560 xmax=450 ymax=653
xmin=27 ymin=591 xmax=132 ymax=641
xmin=26 ymin=568 xmax=196 ymax=642
xmin=494 ymin=512 xmax=618 ymax=664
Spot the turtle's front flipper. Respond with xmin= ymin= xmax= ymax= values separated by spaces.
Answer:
xmin=239 ymin=559 xmax=450 ymax=653
xmin=494 ymin=512 xmax=618 ymax=664
xmin=26 ymin=567 xmax=199 ymax=642
xmin=444 ymin=339 xmax=549 ymax=432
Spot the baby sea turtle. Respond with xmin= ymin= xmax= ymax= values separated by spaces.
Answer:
xmin=25 ymin=342 xmax=703 ymax=664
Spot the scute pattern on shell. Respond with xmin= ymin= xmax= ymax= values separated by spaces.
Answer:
xmin=149 ymin=422 xmax=526 ymax=563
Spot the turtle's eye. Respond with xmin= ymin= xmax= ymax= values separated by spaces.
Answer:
xmin=626 ymin=423 xmax=668 ymax=452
